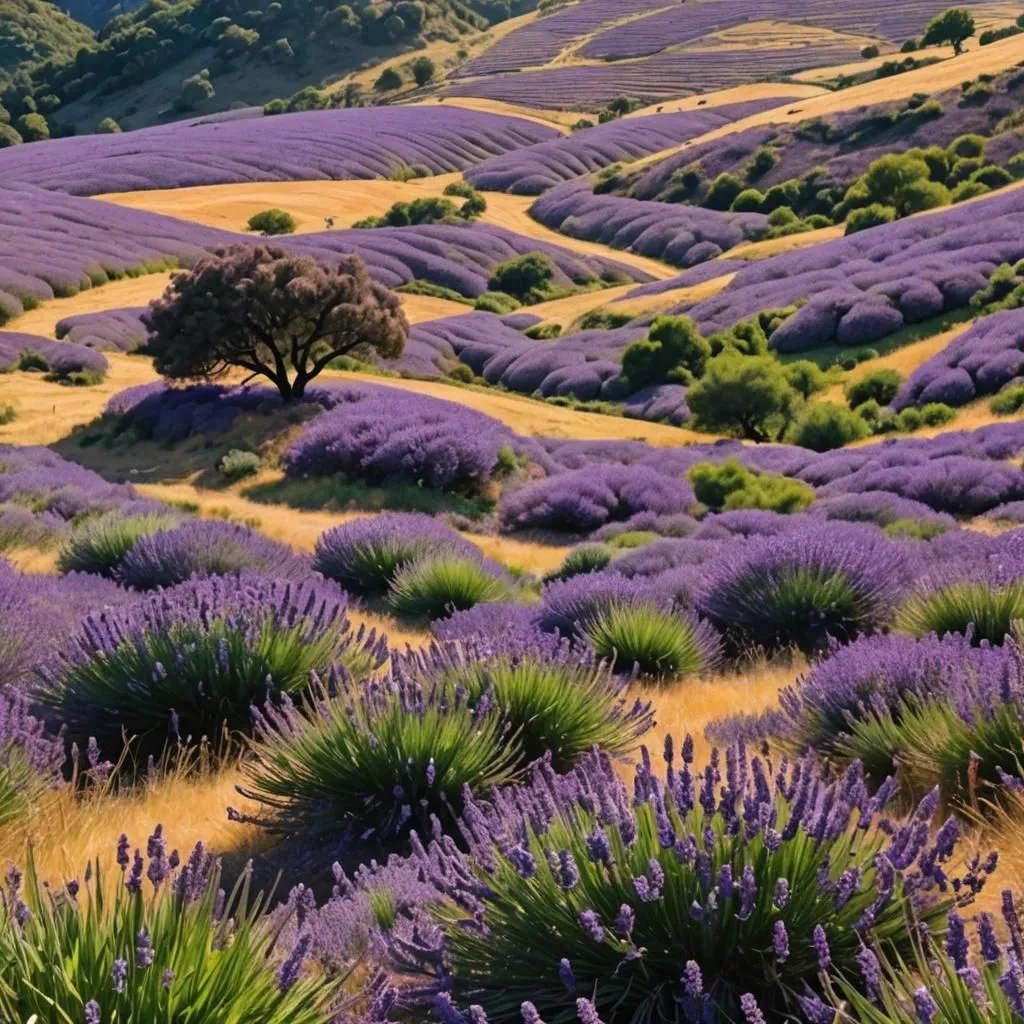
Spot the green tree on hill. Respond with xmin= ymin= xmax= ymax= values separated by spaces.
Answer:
xmin=621 ymin=315 xmax=710 ymax=390
xmin=922 ymin=7 xmax=975 ymax=54
xmin=412 ymin=56 xmax=436 ymax=86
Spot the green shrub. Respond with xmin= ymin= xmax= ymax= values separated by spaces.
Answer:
xmin=523 ymin=322 xmax=562 ymax=340
xmin=220 ymin=449 xmax=262 ymax=479
xmin=784 ymin=359 xmax=827 ymax=398
xmin=845 ymin=203 xmax=897 ymax=234
xmin=846 ymin=368 xmax=904 ymax=407
xmin=730 ymin=187 xmax=765 ymax=212
xmin=15 ymin=112 xmax=49 ymax=142
xmin=901 ymin=38 xmax=918 ymax=50
xmin=969 ymin=164 xmax=1013 ymax=189
xmin=175 ymin=69 xmax=215 ymax=112
xmin=620 ymin=315 xmax=710 ymax=389
xmin=374 ymin=67 xmax=403 ymax=91
xmin=584 ymin=603 xmax=718 ymax=678
xmin=0 ymin=405 xmax=15 ymax=425
xmin=605 ymin=530 xmax=660 ymax=550
xmin=57 ymin=512 xmax=180 ymax=577
xmin=545 ymin=544 xmax=613 ymax=581
xmin=950 ymin=179 xmax=991 ymax=203
xmin=896 ymin=579 xmax=1024 ymax=645
xmin=861 ymin=43 xmax=880 ymax=57
xmin=788 ymin=402 xmax=870 ymax=451
xmin=246 ymin=208 xmax=296 ymax=235
xmin=745 ymin=146 xmax=778 ymax=181
xmin=689 ymin=458 xmax=814 ymax=513
xmin=883 ymin=517 xmax=949 ymax=540
xmin=947 ymin=132 xmax=986 ymax=158
xmin=488 ymin=252 xmax=556 ymax=302
xmin=572 ymin=307 xmax=633 ymax=330
xmin=96 ymin=116 xmax=121 ymax=133
xmin=918 ymin=402 xmax=956 ymax=426
xmin=474 ymin=291 xmax=520 ymax=313
xmin=0 ymin=837 xmax=337 ymax=1023
xmin=703 ymin=172 xmax=744 ymax=210
xmin=446 ymin=363 xmax=475 ymax=383
xmin=990 ymin=383 xmax=1024 ymax=414
xmin=412 ymin=55 xmax=435 ymax=85
xmin=895 ymin=407 xmax=923 ymax=431
xmin=897 ymin=178 xmax=950 ymax=214
xmin=387 ymin=554 xmax=511 ymax=620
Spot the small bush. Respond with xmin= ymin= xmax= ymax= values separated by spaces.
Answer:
xmin=845 ymin=203 xmax=897 ymax=234
xmin=247 ymin=208 xmax=296 ymax=235
xmin=387 ymin=553 xmax=511 ymax=620
xmin=991 ymin=383 xmax=1024 ymax=414
xmin=57 ymin=512 xmax=180 ymax=578
xmin=474 ymin=291 xmax=520 ymax=314
xmin=846 ymin=368 xmax=904 ymax=408
xmin=689 ymin=458 xmax=814 ymax=514
xmin=584 ymin=603 xmax=720 ymax=678
xmin=313 ymin=514 xmax=475 ymax=595
xmin=374 ymin=67 xmax=403 ymax=91
xmin=220 ymin=449 xmax=262 ymax=479
xmin=861 ymin=43 xmax=880 ymax=57
xmin=545 ymin=544 xmax=613 ymax=581
xmin=918 ymin=402 xmax=956 ymax=426
xmin=621 ymin=315 xmax=710 ymax=390
xmin=788 ymin=402 xmax=869 ymax=451
xmin=0 ymin=405 xmax=15 ymax=425
xmin=488 ymin=252 xmax=556 ymax=302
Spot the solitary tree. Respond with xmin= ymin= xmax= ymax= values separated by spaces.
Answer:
xmin=687 ymin=354 xmax=801 ymax=441
xmin=922 ymin=7 xmax=975 ymax=54
xmin=412 ymin=56 xmax=436 ymax=86
xmin=621 ymin=315 xmax=710 ymax=389
xmin=143 ymin=245 xmax=408 ymax=401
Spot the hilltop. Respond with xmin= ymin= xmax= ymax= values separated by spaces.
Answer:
xmin=0 ymin=0 xmax=93 ymax=84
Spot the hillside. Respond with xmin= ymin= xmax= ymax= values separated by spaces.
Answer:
xmin=1 ymin=0 xmax=539 ymax=135
xmin=0 ymin=0 xmax=94 ymax=82
xmin=55 ymin=0 xmax=144 ymax=31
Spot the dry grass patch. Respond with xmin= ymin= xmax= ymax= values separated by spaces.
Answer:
xmin=623 ymin=82 xmax=826 ymax=117
xmin=681 ymin=20 xmax=884 ymax=53
xmin=413 ymin=95 xmax=585 ymax=130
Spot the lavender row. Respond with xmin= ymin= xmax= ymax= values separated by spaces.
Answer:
xmin=892 ymin=308 xmax=1024 ymax=410
xmin=677 ymin=183 xmax=1024 ymax=350
xmin=447 ymin=45 xmax=863 ymax=111
xmin=530 ymin=182 xmax=765 ymax=268
xmin=56 ymin=307 xmax=148 ymax=353
xmin=582 ymin=0 xmax=996 ymax=59
xmin=454 ymin=0 xmax=671 ymax=78
xmin=465 ymin=100 xmax=786 ymax=195
xmin=0 ymin=331 xmax=109 ymax=381
xmin=0 ymin=184 xmax=648 ymax=309
xmin=0 ymin=107 xmax=558 ymax=196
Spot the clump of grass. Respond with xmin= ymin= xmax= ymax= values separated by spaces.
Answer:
xmin=57 ymin=512 xmax=181 ymax=577
xmin=895 ymin=579 xmax=1024 ymax=646
xmin=543 ymin=544 xmax=613 ymax=582
xmin=584 ymin=603 xmax=721 ymax=678
xmin=387 ymin=554 xmax=512 ymax=621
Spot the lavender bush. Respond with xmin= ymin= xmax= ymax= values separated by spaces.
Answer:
xmin=37 ymin=573 xmax=387 ymax=761
xmin=56 ymin=306 xmax=148 ymax=352
xmin=114 ymin=520 xmax=307 ymax=590
xmin=387 ymin=552 xmax=513 ymax=621
xmin=697 ymin=523 xmax=910 ymax=654
xmin=0 ymin=830 xmax=337 ymax=1023
xmin=0 ymin=331 xmax=108 ymax=382
xmin=57 ymin=511 xmax=182 ymax=577
xmin=500 ymin=466 xmax=695 ymax=534
xmin=390 ymin=742 xmax=985 ymax=1024
xmin=0 ymin=688 xmax=65 ymax=828
xmin=313 ymin=514 xmax=478 ymax=595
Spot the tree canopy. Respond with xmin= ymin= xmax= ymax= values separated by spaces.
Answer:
xmin=922 ymin=7 xmax=975 ymax=53
xmin=143 ymin=245 xmax=408 ymax=401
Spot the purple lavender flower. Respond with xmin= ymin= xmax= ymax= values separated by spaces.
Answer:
xmin=559 ymin=957 xmax=576 ymax=993
xmin=277 ymin=932 xmax=311 ymax=993
xmin=578 ymin=909 xmax=604 ymax=942
xmin=576 ymin=998 xmax=605 ymax=1024
xmin=111 ymin=958 xmax=128 ymax=994
xmin=612 ymin=904 xmax=634 ymax=937
xmin=813 ymin=925 xmax=831 ymax=971
xmin=739 ymin=993 xmax=767 ymax=1024
xmin=772 ymin=920 xmax=790 ymax=963
xmin=521 ymin=1003 xmax=544 ymax=1024
xmin=135 ymin=927 xmax=154 ymax=969
xmin=85 ymin=1002 xmax=102 ymax=1024
xmin=682 ymin=960 xmax=703 ymax=997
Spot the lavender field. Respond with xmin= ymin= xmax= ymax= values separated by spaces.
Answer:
xmin=0 ymin=107 xmax=558 ymax=195
xmin=7 ymin=3 xmax=1024 ymax=1021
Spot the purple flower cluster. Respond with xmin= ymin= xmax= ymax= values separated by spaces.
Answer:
xmin=0 ymin=559 xmax=128 ymax=685
xmin=531 ymin=182 xmax=766 ymax=268
xmin=893 ymin=308 xmax=1024 ymax=410
xmin=388 ymin=741 xmax=981 ymax=1024
xmin=0 ymin=686 xmax=65 ymax=790
xmin=499 ymin=465 xmax=695 ymax=533
xmin=0 ymin=107 xmax=559 ymax=195
xmin=114 ymin=520 xmax=307 ymax=590
xmin=283 ymin=383 xmax=522 ymax=491
xmin=0 ymin=331 xmax=108 ymax=381
xmin=465 ymin=102 xmax=786 ymax=195
xmin=0 ymin=444 xmax=164 ymax=525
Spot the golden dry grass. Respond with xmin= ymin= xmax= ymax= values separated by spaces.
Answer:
xmin=0 ymin=767 xmax=264 ymax=886
xmin=631 ymin=659 xmax=799 ymax=766
xmin=623 ymin=82 xmax=827 ymax=118
xmin=412 ymin=95 xmax=586 ymax=130
xmin=6 ymin=272 xmax=173 ymax=340
xmin=0 ymin=354 xmax=158 ymax=446
xmin=97 ymin=175 xmax=464 ymax=234
xmin=628 ymin=31 xmax=1024 ymax=176
xmin=728 ymin=225 xmax=844 ymax=260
